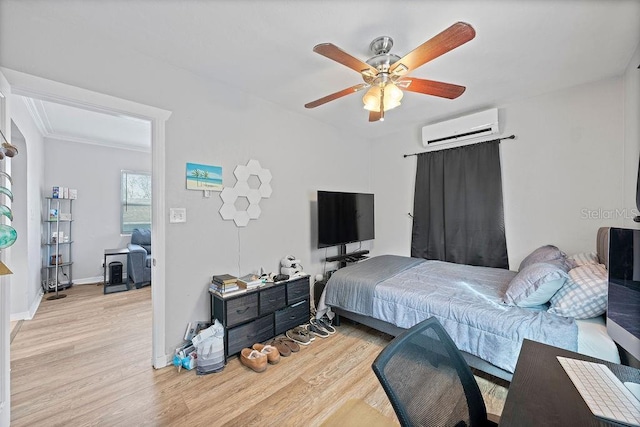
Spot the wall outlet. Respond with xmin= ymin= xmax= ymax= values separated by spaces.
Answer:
xmin=169 ymin=208 xmax=187 ymax=223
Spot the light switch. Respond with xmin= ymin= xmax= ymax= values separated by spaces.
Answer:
xmin=169 ymin=208 xmax=187 ymax=223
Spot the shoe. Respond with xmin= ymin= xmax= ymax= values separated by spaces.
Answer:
xmin=306 ymin=322 xmax=329 ymax=338
xmin=280 ymin=336 xmax=300 ymax=353
xmin=316 ymin=316 xmax=336 ymax=334
xmin=286 ymin=327 xmax=312 ymax=345
xmin=268 ymin=337 xmax=292 ymax=357
xmin=240 ymin=348 xmax=268 ymax=372
xmin=252 ymin=343 xmax=281 ymax=364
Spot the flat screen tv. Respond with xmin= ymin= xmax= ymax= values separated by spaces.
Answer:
xmin=606 ymin=227 xmax=640 ymax=362
xmin=317 ymin=191 xmax=374 ymax=249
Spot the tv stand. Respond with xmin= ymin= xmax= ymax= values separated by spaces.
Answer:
xmin=325 ymin=244 xmax=369 ymax=268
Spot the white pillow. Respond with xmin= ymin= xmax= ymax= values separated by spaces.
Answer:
xmin=503 ymin=263 xmax=568 ymax=307
xmin=548 ymin=263 xmax=608 ymax=319
xmin=567 ymin=252 xmax=599 ymax=268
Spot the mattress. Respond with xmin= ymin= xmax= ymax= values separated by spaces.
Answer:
xmin=323 ymin=255 xmax=611 ymax=373
xmin=576 ymin=316 xmax=621 ymax=364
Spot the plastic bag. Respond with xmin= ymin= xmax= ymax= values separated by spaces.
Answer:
xmin=195 ymin=320 xmax=225 ymax=375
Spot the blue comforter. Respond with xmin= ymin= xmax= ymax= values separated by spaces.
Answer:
xmin=325 ymin=255 xmax=578 ymax=373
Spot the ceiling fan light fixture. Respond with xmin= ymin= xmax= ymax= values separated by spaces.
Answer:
xmin=362 ymin=82 xmax=403 ymax=112
xmin=385 ymin=83 xmax=403 ymax=106
xmin=306 ymin=22 xmax=475 ymax=121
xmin=384 ymin=98 xmax=402 ymax=111
xmin=363 ymin=86 xmax=381 ymax=111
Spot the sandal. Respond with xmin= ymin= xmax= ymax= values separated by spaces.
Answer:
xmin=282 ymin=337 xmax=300 ymax=352
xmin=266 ymin=338 xmax=291 ymax=357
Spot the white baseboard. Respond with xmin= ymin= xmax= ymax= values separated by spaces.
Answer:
xmin=73 ymin=276 xmax=103 ymax=285
xmin=10 ymin=288 xmax=43 ymax=321
xmin=154 ymin=353 xmax=170 ymax=369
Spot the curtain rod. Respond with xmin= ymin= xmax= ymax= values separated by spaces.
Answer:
xmin=403 ymin=134 xmax=516 ymax=158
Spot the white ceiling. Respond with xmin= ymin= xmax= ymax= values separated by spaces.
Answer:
xmin=5 ymin=0 xmax=640 ymax=144
xmin=21 ymin=97 xmax=151 ymax=151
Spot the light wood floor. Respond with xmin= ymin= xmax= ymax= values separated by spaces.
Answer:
xmin=11 ymin=284 xmax=507 ymax=426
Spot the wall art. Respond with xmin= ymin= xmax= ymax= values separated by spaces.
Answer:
xmin=186 ymin=162 xmax=223 ymax=191
xmin=219 ymin=159 xmax=272 ymax=227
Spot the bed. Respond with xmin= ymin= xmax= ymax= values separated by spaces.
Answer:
xmin=317 ymin=228 xmax=620 ymax=382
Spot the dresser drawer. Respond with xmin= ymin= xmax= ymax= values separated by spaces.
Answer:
xmin=286 ymin=276 xmax=310 ymax=304
xmin=275 ymin=299 xmax=310 ymax=335
xmin=260 ymin=286 xmax=286 ymax=314
xmin=226 ymin=293 xmax=259 ymax=327
xmin=227 ymin=315 xmax=274 ymax=356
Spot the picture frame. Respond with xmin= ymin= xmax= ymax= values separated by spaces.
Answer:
xmin=186 ymin=163 xmax=223 ymax=191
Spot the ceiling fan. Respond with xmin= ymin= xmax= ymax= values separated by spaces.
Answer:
xmin=305 ymin=22 xmax=476 ymax=122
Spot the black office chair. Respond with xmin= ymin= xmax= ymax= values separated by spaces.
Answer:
xmin=372 ymin=317 xmax=499 ymax=427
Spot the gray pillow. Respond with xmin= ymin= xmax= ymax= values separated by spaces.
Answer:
xmin=503 ymin=262 xmax=568 ymax=307
xmin=519 ymin=245 xmax=567 ymax=272
xmin=541 ymin=257 xmax=571 ymax=273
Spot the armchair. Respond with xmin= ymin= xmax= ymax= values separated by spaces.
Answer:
xmin=128 ymin=228 xmax=151 ymax=288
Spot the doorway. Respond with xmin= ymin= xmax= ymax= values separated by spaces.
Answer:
xmin=2 ymin=68 xmax=171 ymax=369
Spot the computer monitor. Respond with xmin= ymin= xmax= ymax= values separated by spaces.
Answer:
xmin=606 ymin=227 xmax=640 ymax=363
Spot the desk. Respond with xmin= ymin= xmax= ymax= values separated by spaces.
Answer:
xmin=103 ymin=248 xmax=130 ymax=294
xmin=500 ymin=339 xmax=640 ymax=426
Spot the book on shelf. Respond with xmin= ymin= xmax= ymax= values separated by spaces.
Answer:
xmin=209 ymin=280 xmax=239 ymax=291
xmin=237 ymin=273 xmax=264 ymax=289
xmin=49 ymin=209 xmax=58 ymax=220
xmin=212 ymin=273 xmax=237 ymax=285
xmin=208 ymin=287 xmax=246 ymax=298
xmin=209 ymin=281 xmax=240 ymax=292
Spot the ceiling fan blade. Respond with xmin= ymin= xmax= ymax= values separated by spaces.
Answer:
xmin=313 ymin=43 xmax=378 ymax=77
xmin=389 ymin=22 xmax=476 ymax=75
xmin=399 ymin=78 xmax=466 ymax=99
xmin=305 ymin=83 xmax=368 ymax=109
xmin=369 ymin=110 xmax=383 ymax=122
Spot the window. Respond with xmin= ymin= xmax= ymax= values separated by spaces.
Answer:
xmin=121 ymin=170 xmax=151 ymax=234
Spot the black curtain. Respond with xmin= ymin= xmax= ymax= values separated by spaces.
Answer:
xmin=636 ymin=155 xmax=639 ymax=211
xmin=635 ymin=155 xmax=639 ymax=222
xmin=411 ymin=140 xmax=508 ymax=268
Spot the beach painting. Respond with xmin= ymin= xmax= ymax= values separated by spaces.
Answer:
xmin=186 ymin=162 xmax=223 ymax=191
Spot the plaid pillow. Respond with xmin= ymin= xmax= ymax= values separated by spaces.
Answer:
xmin=567 ymin=252 xmax=599 ymax=269
xmin=548 ymin=263 xmax=607 ymax=319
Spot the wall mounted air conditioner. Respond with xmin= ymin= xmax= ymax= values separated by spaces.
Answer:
xmin=421 ymin=108 xmax=499 ymax=148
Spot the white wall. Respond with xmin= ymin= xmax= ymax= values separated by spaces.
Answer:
xmin=623 ymin=43 xmax=640 ymax=229
xmin=0 ymin=67 xmax=12 ymax=427
xmin=8 ymin=96 xmax=45 ymax=320
xmin=0 ymin=10 xmax=373 ymax=356
xmin=371 ymin=77 xmax=626 ymax=269
xmin=43 ymin=138 xmax=151 ymax=282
